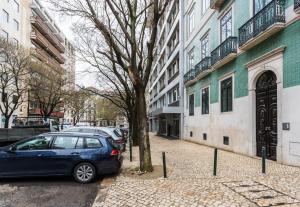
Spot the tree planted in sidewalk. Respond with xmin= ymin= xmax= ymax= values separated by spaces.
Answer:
xmin=0 ymin=38 xmax=31 ymax=128
xmin=73 ymin=26 xmax=138 ymax=145
xmin=49 ymin=0 xmax=169 ymax=171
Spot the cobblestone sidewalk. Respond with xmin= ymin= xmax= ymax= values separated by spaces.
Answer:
xmin=93 ymin=134 xmax=300 ymax=207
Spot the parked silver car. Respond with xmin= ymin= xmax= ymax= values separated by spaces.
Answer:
xmin=62 ymin=127 xmax=126 ymax=151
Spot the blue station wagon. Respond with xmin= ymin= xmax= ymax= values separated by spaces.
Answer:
xmin=0 ymin=132 xmax=123 ymax=183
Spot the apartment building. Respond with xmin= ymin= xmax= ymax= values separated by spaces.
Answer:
xmin=0 ymin=0 xmax=24 ymax=127
xmin=183 ymin=0 xmax=300 ymax=166
xmin=148 ymin=0 xmax=184 ymax=138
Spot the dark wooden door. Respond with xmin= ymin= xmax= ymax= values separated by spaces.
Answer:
xmin=256 ymin=71 xmax=277 ymax=161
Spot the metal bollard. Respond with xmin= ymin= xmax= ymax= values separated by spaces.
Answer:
xmin=213 ymin=148 xmax=218 ymax=176
xmin=262 ymin=147 xmax=266 ymax=174
xmin=162 ymin=152 xmax=167 ymax=178
xmin=129 ymin=139 xmax=132 ymax=162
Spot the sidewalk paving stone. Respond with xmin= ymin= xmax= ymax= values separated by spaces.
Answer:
xmin=93 ymin=134 xmax=300 ymax=207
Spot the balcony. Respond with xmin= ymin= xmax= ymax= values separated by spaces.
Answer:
xmin=31 ymin=28 xmax=65 ymax=64
xmin=31 ymin=15 xmax=65 ymax=53
xmin=150 ymin=105 xmax=182 ymax=116
xmin=210 ymin=0 xmax=225 ymax=10
xmin=295 ymin=0 xmax=300 ymax=13
xmin=239 ymin=0 xmax=285 ymax=51
xmin=211 ymin=37 xmax=237 ymax=70
xmin=32 ymin=47 xmax=64 ymax=71
xmin=32 ymin=47 xmax=48 ymax=62
xmin=184 ymin=57 xmax=212 ymax=86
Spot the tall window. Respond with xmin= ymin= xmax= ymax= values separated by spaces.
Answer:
xmin=201 ymin=33 xmax=210 ymax=59
xmin=2 ymin=10 xmax=9 ymax=23
xmin=202 ymin=0 xmax=210 ymax=14
xmin=221 ymin=77 xmax=233 ymax=112
xmin=220 ymin=9 xmax=232 ymax=42
xmin=14 ymin=0 xmax=20 ymax=12
xmin=0 ymin=30 xmax=8 ymax=41
xmin=254 ymin=0 xmax=272 ymax=14
xmin=168 ymin=87 xmax=179 ymax=104
xmin=188 ymin=48 xmax=194 ymax=70
xmin=189 ymin=94 xmax=194 ymax=116
xmin=13 ymin=19 xmax=19 ymax=31
xmin=202 ymin=87 xmax=209 ymax=114
xmin=188 ymin=6 xmax=195 ymax=35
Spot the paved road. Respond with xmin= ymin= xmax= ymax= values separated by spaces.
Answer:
xmin=0 ymin=176 xmax=100 ymax=207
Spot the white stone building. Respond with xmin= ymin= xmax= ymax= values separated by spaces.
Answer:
xmin=148 ymin=0 xmax=184 ymax=138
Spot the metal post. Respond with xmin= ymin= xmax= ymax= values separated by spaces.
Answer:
xmin=162 ymin=152 xmax=167 ymax=178
xmin=213 ymin=148 xmax=218 ymax=176
xmin=129 ymin=138 xmax=132 ymax=162
xmin=262 ymin=146 xmax=266 ymax=174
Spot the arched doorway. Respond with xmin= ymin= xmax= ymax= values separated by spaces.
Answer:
xmin=256 ymin=71 xmax=278 ymax=161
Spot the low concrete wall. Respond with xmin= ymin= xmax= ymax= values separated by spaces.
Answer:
xmin=0 ymin=128 xmax=50 ymax=144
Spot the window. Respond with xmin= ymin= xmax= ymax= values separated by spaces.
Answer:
xmin=13 ymin=19 xmax=19 ymax=31
xmin=15 ymin=136 xmax=52 ymax=150
xmin=202 ymin=87 xmax=209 ymax=114
xmin=86 ymin=138 xmax=102 ymax=148
xmin=2 ymin=10 xmax=9 ymax=23
xmin=201 ymin=33 xmax=210 ymax=59
xmin=202 ymin=0 xmax=210 ymax=14
xmin=189 ymin=94 xmax=194 ymax=116
xmin=220 ymin=9 xmax=232 ymax=42
xmin=188 ymin=6 xmax=195 ymax=34
xmin=0 ymin=30 xmax=8 ymax=41
xmin=14 ymin=0 xmax=20 ymax=12
xmin=221 ymin=77 xmax=233 ymax=112
xmin=53 ymin=136 xmax=78 ymax=149
xmin=168 ymin=59 xmax=178 ymax=80
xmin=223 ymin=136 xmax=229 ymax=145
xmin=76 ymin=138 xmax=84 ymax=149
xmin=188 ymin=48 xmax=194 ymax=71
xmin=168 ymin=87 xmax=179 ymax=104
xmin=254 ymin=0 xmax=272 ymax=14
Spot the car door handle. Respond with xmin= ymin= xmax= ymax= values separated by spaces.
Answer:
xmin=71 ymin=152 xmax=80 ymax=155
xmin=37 ymin=154 xmax=44 ymax=157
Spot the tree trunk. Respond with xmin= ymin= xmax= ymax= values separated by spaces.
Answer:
xmin=135 ymin=87 xmax=153 ymax=172
xmin=4 ymin=116 xmax=9 ymax=128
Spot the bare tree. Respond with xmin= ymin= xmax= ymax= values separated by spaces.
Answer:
xmin=73 ymin=25 xmax=139 ymax=145
xmin=29 ymin=60 xmax=65 ymax=120
xmin=48 ymin=0 xmax=169 ymax=171
xmin=64 ymin=89 xmax=92 ymax=126
xmin=0 ymin=38 xmax=30 ymax=128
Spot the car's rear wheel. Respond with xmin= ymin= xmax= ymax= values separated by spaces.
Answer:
xmin=73 ymin=163 xmax=96 ymax=184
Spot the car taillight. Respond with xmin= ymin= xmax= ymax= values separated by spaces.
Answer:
xmin=111 ymin=149 xmax=120 ymax=156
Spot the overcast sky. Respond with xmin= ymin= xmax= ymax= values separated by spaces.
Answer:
xmin=40 ymin=1 xmax=97 ymax=88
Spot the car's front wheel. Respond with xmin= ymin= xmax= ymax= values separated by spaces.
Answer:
xmin=73 ymin=162 xmax=96 ymax=184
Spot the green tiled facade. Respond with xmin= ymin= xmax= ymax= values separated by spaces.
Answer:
xmin=186 ymin=0 xmax=300 ymax=107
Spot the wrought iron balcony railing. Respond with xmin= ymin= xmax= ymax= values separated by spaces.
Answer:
xmin=184 ymin=57 xmax=212 ymax=84
xmin=184 ymin=68 xmax=196 ymax=83
xmin=211 ymin=36 xmax=237 ymax=66
xmin=239 ymin=0 xmax=285 ymax=48
xmin=295 ymin=0 xmax=300 ymax=11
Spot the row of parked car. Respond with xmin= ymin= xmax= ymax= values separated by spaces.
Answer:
xmin=0 ymin=126 xmax=128 ymax=183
